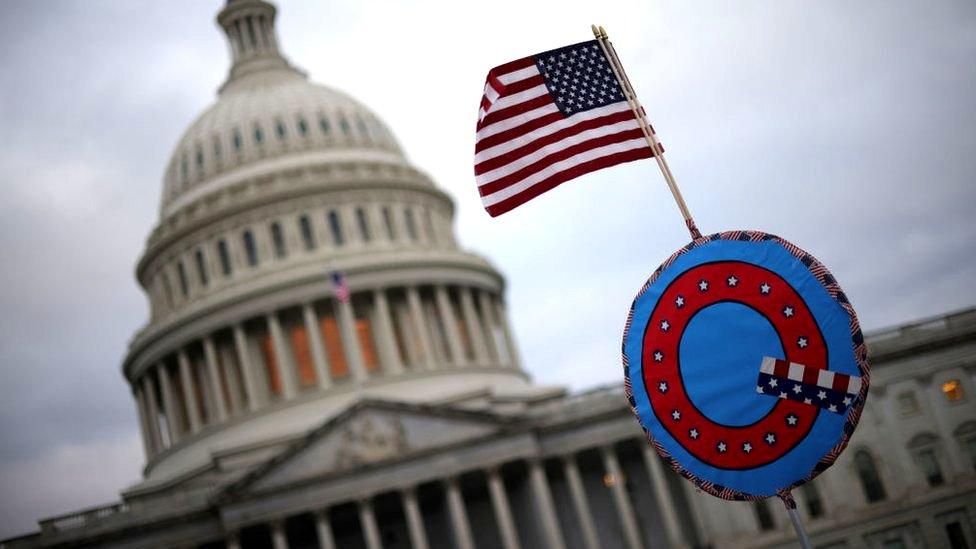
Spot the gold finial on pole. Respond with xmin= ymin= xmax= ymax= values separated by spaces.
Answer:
xmin=598 ymin=26 xmax=608 ymax=39
xmin=591 ymin=24 xmax=601 ymax=39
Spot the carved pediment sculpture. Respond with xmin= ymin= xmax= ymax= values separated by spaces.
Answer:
xmin=335 ymin=415 xmax=408 ymax=469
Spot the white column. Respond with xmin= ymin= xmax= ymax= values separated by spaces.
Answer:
xmin=528 ymin=460 xmax=566 ymax=549
xmin=460 ymin=287 xmax=490 ymax=366
xmin=402 ymin=488 xmax=429 ymax=549
xmin=445 ymin=478 xmax=475 ymax=549
xmin=487 ymin=467 xmax=521 ymax=549
xmin=335 ymin=298 xmax=368 ymax=383
xmin=218 ymin=343 xmax=243 ymax=416
xmin=157 ymin=363 xmax=181 ymax=443
xmin=493 ymin=297 xmax=521 ymax=370
xmin=134 ymin=386 xmax=154 ymax=458
xmin=602 ymin=446 xmax=644 ymax=549
xmin=435 ymin=286 xmax=466 ymax=367
xmin=177 ymin=350 xmax=202 ymax=433
xmin=359 ymin=499 xmax=383 ymax=549
xmin=406 ymin=286 xmax=435 ymax=369
xmin=314 ymin=510 xmax=337 ymax=549
xmin=563 ymin=455 xmax=600 ymax=549
xmin=203 ymin=336 xmax=229 ymax=422
xmin=270 ymin=519 xmax=289 ymax=549
xmin=302 ymin=303 xmax=332 ymax=390
xmin=233 ymin=324 xmax=261 ymax=411
xmin=141 ymin=374 xmax=163 ymax=451
xmin=372 ymin=289 xmax=404 ymax=375
xmin=267 ymin=312 xmax=298 ymax=398
xmin=641 ymin=444 xmax=686 ymax=549
xmin=476 ymin=289 xmax=500 ymax=363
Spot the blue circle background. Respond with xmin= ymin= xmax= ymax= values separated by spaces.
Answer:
xmin=681 ymin=302 xmax=783 ymax=426
xmin=624 ymin=239 xmax=858 ymax=496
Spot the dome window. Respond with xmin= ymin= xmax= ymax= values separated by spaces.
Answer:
xmin=404 ymin=208 xmax=418 ymax=241
xmin=381 ymin=207 xmax=395 ymax=241
xmin=319 ymin=116 xmax=331 ymax=135
xmin=297 ymin=118 xmax=309 ymax=137
xmin=212 ymin=137 xmax=222 ymax=160
xmin=339 ymin=115 xmax=351 ymax=136
xmin=217 ymin=239 xmax=232 ymax=276
xmin=176 ymin=261 xmax=189 ymax=297
xmin=242 ymin=230 xmax=259 ymax=266
xmin=299 ymin=215 xmax=315 ymax=250
xmin=356 ymin=208 xmax=371 ymax=242
xmin=270 ymin=222 xmax=287 ymax=258
xmin=194 ymin=248 xmax=209 ymax=287
xmin=233 ymin=129 xmax=243 ymax=153
xmin=327 ymin=211 xmax=344 ymax=246
xmin=275 ymin=120 xmax=287 ymax=140
xmin=195 ymin=147 xmax=204 ymax=171
xmin=254 ymin=124 xmax=264 ymax=145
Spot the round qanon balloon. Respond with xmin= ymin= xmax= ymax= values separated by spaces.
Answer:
xmin=622 ymin=230 xmax=870 ymax=499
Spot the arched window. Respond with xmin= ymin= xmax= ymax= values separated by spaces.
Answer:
xmin=404 ymin=207 xmax=418 ymax=241
xmin=753 ymin=499 xmax=775 ymax=531
xmin=356 ymin=207 xmax=371 ymax=242
xmin=800 ymin=482 xmax=824 ymax=518
xmin=253 ymin=123 xmax=264 ymax=145
xmin=908 ymin=433 xmax=945 ymax=486
xmin=242 ymin=230 xmax=258 ymax=266
xmin=297 ymin=117 xmax=309 ymax=137
xmin=217 ymin=239 xmax=232 ymax=276
xmin=319 ymin=115 xmax=331 ymax=135
xmin=327 ymin=210 xmax=344 ymax=246
xmin=176 ymin=261 xmax=189 ymax=297
xmin=955 ymin=421 xmax=976 ymax=472
xmin=854 ymin=450 xmax=887 ymax=502
xmin=381 ymin=206 xmax=395 ymax=240
xmin=339 ymin=115 xmax=351 ymax=136
xmin=195 ymin=146 xmax=204 ymax=172
xmin=233 ymin=129 xmax=243 ymax=153
xmin=298 ymin=215 xmax=315 ymax=250
xmin=212 ymin=136 xmax=222 ymax=161
xmin=194 ymin=248 xmax=208 ymax=287
xmin=275 ymin=119 xmax=287 ymax=140
xmin=270 ymin=222 xmax=286 ymax=258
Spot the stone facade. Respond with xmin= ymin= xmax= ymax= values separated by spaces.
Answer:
xmin=2 ymin=1 xmax=974 ymax=548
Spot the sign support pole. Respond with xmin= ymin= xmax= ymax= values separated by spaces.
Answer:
xmin=780 ymin=491 xmax=813 ymax=549
xmin=592 ymin=25 xmax=702 ymax=240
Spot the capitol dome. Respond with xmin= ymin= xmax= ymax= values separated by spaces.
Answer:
xmin=123 ymin=0 xmax=536 ymax=488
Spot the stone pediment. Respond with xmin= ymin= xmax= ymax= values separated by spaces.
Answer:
xmin=224 ymin=399 xmax=517 ymax=497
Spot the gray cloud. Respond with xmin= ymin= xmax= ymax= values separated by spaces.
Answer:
xmin=1 ymin=0 xmax=974 ymax=539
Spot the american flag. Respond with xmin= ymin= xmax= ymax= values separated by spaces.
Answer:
xmin=330 ymin=271 xmax=350 ymax=303
xmin=475 ymin=39 xmax=659 ymax=217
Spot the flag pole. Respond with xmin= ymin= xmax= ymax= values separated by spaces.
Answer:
xmin=592 ymin=25 xmax=702 ymax=240
xmin=779 ymin=490 xmax=813 ymax=549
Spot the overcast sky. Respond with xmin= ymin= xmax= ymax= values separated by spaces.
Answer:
xmin=0 ymin=0 xmax=973 ymax=539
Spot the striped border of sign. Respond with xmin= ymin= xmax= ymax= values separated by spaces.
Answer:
xmin=621 ymin=230 xmax=871 ymax=502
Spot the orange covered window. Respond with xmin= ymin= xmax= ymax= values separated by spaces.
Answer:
xmin=319 ymin=313 xmax=348 ymax=379
xmin=289 ymin=324 xmax=318 ymax=389
xmin=259 ymin=334 xmax=283 ymax=396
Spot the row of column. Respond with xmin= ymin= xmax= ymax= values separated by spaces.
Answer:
xmin=222 ymin=443 xmax=690 ymax=549
xmin=134 ymin=285 xmax=520 ymax=458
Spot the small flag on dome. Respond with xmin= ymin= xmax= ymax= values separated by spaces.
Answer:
xmin=330 ymin=271 xmax=350 ymax=303
xmin=475 ymin=39 xmax=661 ymax=217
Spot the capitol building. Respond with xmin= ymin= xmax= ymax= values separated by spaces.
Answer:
xmin=3 ymin=1 xmax=975 ymax=548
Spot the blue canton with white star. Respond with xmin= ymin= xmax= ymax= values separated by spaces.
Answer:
xmin=533 ymin=40 xmax=626 ymax=116
xmin=756 ymin=372 xmax=856 ymax=415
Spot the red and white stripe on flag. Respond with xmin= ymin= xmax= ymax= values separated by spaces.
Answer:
xmin=475 ymin=40 xmax=659 ymax=217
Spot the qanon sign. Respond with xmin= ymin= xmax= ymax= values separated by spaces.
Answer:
xmin=622 ymin=231 xmax=870 ymax=499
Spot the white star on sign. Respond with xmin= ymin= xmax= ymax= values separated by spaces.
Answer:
xmin=742 ymin=442 xmax=753 ymax=453
xmin=786 ymin=414 xmax=798 ymax=426
xmin=797 ymin=337 xmax=808 ymax=348
xmin=675 ymin=296 xmax=685 ymax=308
xmin=828 ymin=404 xmax=838 ymax=412
xmin=658 ymin=381 xmax=668 ymax=393
xmin=698 ymin=280 xmax=709 ymax=292
xmin=768 ymin=378 xmax=778 ymax=388
xmin=671 ymin=410 xmax=681 ymax=421
xmin=779 ymin=391 xmax=788 ymax=399
xmin=803 ymin=398 xmax=812 ymax=405
xmin=783 ymin=306 xmax=794 ymax=318
xmin=660 ymin=320 xmax=670 ymax=332
xmin=792 ymin=384 xmax=802 ymax=394
xmin=817 ymin=390 xmax=827 ymax=400
xmin=717 ymin=442 xmax=727 ymax=453
xmin=653 ymin=351 xmax=664 ymax=362
xmin=689 ymin=429 xmax=699 ymax=439
xmin=727 ymin=275 xmax=739 ymax=287
xmin=843 ymin=397 xmax=852 ymax=406
xmin=760 ymin=282 xmax=771 ymax=294
xmin=756 ymin=385 xmax=764 ymax=394
xmin=765 ymin=433 xmax=776 ymax=445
